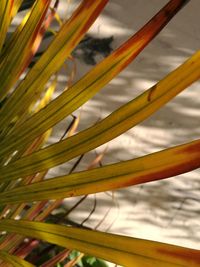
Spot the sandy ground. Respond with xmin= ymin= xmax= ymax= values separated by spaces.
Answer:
xmin=47 ymin=0 xmax=200 ymax=261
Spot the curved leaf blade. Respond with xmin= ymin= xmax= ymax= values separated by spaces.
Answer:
xmin=0 ymin=139 xmax=199 ymax=203
xmin=0 ymin=0 xmax=52 ymax=101
xmin=12 ymin=0 xmax=24 ymax=18
xmin=0 ymin=0 xmax=109 ymax=131
xmin=0 ymin=50 xmax=199 ymax=179
xmin=0 ymin=219 xmax=199 ymax=267
xmin=0 ymin=250 xmax=34 ymax=267
xmin=0 ymin=0 xmax=14 ymax=52
xmin=0 ymin=0 xmax=191 ymax=156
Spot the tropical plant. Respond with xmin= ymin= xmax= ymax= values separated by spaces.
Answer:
xmin=0 ymin=0 xmax=199 ymax=266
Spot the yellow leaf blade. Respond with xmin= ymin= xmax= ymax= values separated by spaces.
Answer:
xmin=0 ymin=250 xmax=34 ymax=267
xmin=0 ymin=139 xmax=199 ymax=202
xmin=0 ymin=219 xmax=199 ymax=267
xmin=0 ymin=50 xmax=199 ymax=178
xmin=0 ymin=0 xmax=13 ymax=52
xmin=0 ymin=0 xmax=191 ymax=154
xmin=0 ymin=0 xmax=109 ymax=131
xmin=0 ymin=0 xmax=52 ymax=101
xmin=11 ymin=0 xmax=24 ymax=19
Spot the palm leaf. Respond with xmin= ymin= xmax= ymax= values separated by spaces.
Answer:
xmin=0 ymin=0 xmax=191 ymax=156
xmin=0 ymin=250 xmax=34 ymax=267
xmin=0 ymin=0 xmax=198 ymax=266
xmin=0 ymin=50 xmax=199 ymax=180
xmin=0 ymin=0 xmax=109 ymax=132
xmin=0 ymin=139 xmax=199 ymax=204
xmin=0 ymin=219 xmax=199 ymax=267
xmin=0 ymin=0 xmax=14 ymax=52
xmin=0 ymin=0 xmax=52 ymax=100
